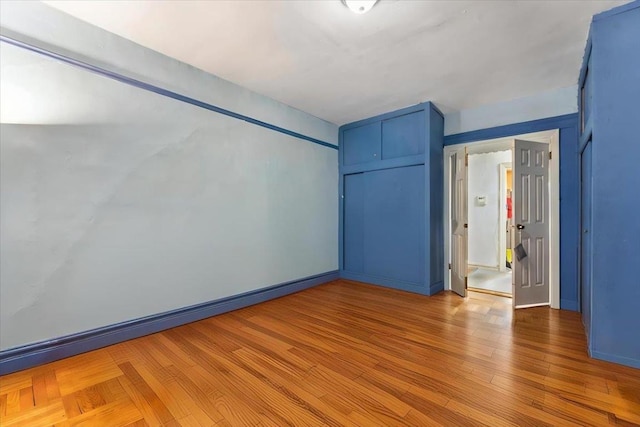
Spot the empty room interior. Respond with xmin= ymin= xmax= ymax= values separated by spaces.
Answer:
xmin=1 ymin=0 xmax=639 ymax=425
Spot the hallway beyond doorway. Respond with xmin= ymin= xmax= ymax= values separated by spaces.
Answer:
xmin=468 ymin=267 xmax=512 ymax=297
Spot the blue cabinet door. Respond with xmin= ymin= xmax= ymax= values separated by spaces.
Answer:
xmin=363 ymin=165 xmax=426 ymax=286
xmin=581 ymin=141 xmax=592 ymax=341
xmin=381 ymin=111 xmax=425 ymax=160
xmin=343 ymin=173 xmax=365 ymax=273
xmin=342 ymin=122 xmax=381 ymax=166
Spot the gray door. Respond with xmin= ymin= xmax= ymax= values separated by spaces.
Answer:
xmin=450 ymin=150 xmax=468 ymax=297
xmin=513 ymin=140 xmax=549 ymax=307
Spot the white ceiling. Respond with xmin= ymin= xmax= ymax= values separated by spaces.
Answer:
xmin=43 ymin=0 xmax=626 ymax=125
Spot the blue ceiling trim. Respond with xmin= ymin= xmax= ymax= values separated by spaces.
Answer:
xmin=0 ymin=35 xmax=337 ymax=150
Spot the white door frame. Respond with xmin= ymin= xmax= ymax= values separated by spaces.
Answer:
xmin=443 ymin=129 xmax=560 ymax=309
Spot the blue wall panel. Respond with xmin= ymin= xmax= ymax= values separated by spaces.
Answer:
xmin=586 ymin=4 xmax=640 ymax=368
xmin=559 ymin=125 xmax=580 ymax=311
xmin=363 ymin=166 xmax=425 ymax=285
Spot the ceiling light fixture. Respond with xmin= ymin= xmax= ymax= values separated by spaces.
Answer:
xmin=342 ymin=0 xmax=378 ymax=15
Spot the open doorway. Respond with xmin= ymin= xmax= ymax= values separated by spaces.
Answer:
xmin=466 ymin=150 xmax=513 ymax=297
xmin=444 ymin=129 xmax=561 ymax=309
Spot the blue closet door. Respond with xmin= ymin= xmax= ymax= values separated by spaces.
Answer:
xmin=581 ymin=141 xmax=592 ymax=338
xmin=343 ymin=173 xmax=365 ymax=273
xmin=364 ymin=165 xmax=425 ymax=285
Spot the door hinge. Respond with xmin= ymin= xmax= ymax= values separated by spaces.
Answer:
xmin=465 ymin=153 xmax=469 ymax=166
xmin=465 ymin=276 xmax=468 ymax=288
xmin=464 ymin=223 xmax=468 ymax=229
xmin=549 ymin=151 xmax=552 ymax=160
xmin=448 ymin=263 xmax=452 ymax=270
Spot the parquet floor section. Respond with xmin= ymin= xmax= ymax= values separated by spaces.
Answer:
xmin=1 ymin=280 xmax=639 ymax=426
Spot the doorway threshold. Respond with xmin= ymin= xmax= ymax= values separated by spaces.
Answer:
xmin=468 ymin=287 xmax=512 ymax=298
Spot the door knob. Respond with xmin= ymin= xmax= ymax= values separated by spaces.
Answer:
xmin=516 ymin=224 xmax=525 ymax=230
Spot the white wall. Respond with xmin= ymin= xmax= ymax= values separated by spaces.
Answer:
xmin=467 ymin=150 xmax=512 ymax=268
xmin=0 ymin=3 xmax=339 ymax=351
xmin=0 ymin=1 xmax=337 ymax=144
xmin=444 ymin=85 xmax=578 ymax=136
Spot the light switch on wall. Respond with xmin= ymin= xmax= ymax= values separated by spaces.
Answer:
xmin=476 ymin=196 xmax=487 ymax=206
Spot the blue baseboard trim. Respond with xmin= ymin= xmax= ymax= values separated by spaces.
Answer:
xmin=0 ymin=34 xmax=336 ymax=151
xmin=560 ymin=299 xmax=579 ymax=312
xmin=0 ymin=270 xmax=338 ymax=375
xmin=429 ymin=281 xmax=444 ymax=296
xmin=591 ymin=350 xmax=640 ymax=370
xmin=340 ymin=270 xmax=429 ymax=295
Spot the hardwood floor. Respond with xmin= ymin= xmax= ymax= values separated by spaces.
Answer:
xmin=1 ymin=279 xmax=639 ymax=426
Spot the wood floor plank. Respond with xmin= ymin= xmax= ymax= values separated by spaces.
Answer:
xmin=32 ymin=373 xmax=50 ymax=407
xmin=18 ymin=387 xmax=34 ymax=411
xmin=1 ymin=280 xmax=639 ymax=426
xmin=1 ymin=400 xmax=67 ymax=427
xmin=118 ymin=361 xmax=176 ymax=426
xmin=117 ymin=375 xmax=163 ymax=427
xmin=54 ymin=353 xmax=123 ymax=396
xmin=0 ymin=393 xmax=7 ymax=417
xmin=63 ymin=398 xmax=142 ymax=427
xmin=0 ymin=375 xmax=32 ymax=396
xmin=155 ymin=366 xmax=221 ymax=426
xmin=133 ymin=363 xmax=190 ymax=421
xmin=5 ymin=390 xmax=20 ymax=416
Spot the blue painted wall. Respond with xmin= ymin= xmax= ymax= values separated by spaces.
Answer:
xmin=445 ymin=114 xmax=581 ymax=312
xmin=559 ymin=125 xmax=580 ymax=312
xmin=579 ymin=2 xmax=640 ymax=368
xmin=580 ymin=140 xmax=593 ymax=347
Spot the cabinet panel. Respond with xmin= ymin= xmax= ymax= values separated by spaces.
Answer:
xmin=580 ymin=63 xmax=593 ymax=135
xmin=342 ymin=122 xmax=381 ymax=166
xmin=382 ymin=111 xmax=425 ymax=160
xmin=364 ymin=165 xmax=425 ymax=284
xmin=343 ymin=173 xmax=365 ymax=273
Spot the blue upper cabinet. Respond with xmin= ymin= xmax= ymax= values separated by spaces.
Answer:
xmin=577 ymin=1 xmax=640 ymax=369
xmin=341 ymin=108 xmax=427 ymax=169
xmin=382 ymin=111 xmax=425 ymax=160
xmin=339 ymin=102 xmax=444 ymax=296
xmin=342 ymin=122 xmax=381 ymax=165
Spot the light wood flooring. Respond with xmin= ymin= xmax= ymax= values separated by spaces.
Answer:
xmin=1 ymin=280 xmax=639 ymax=426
